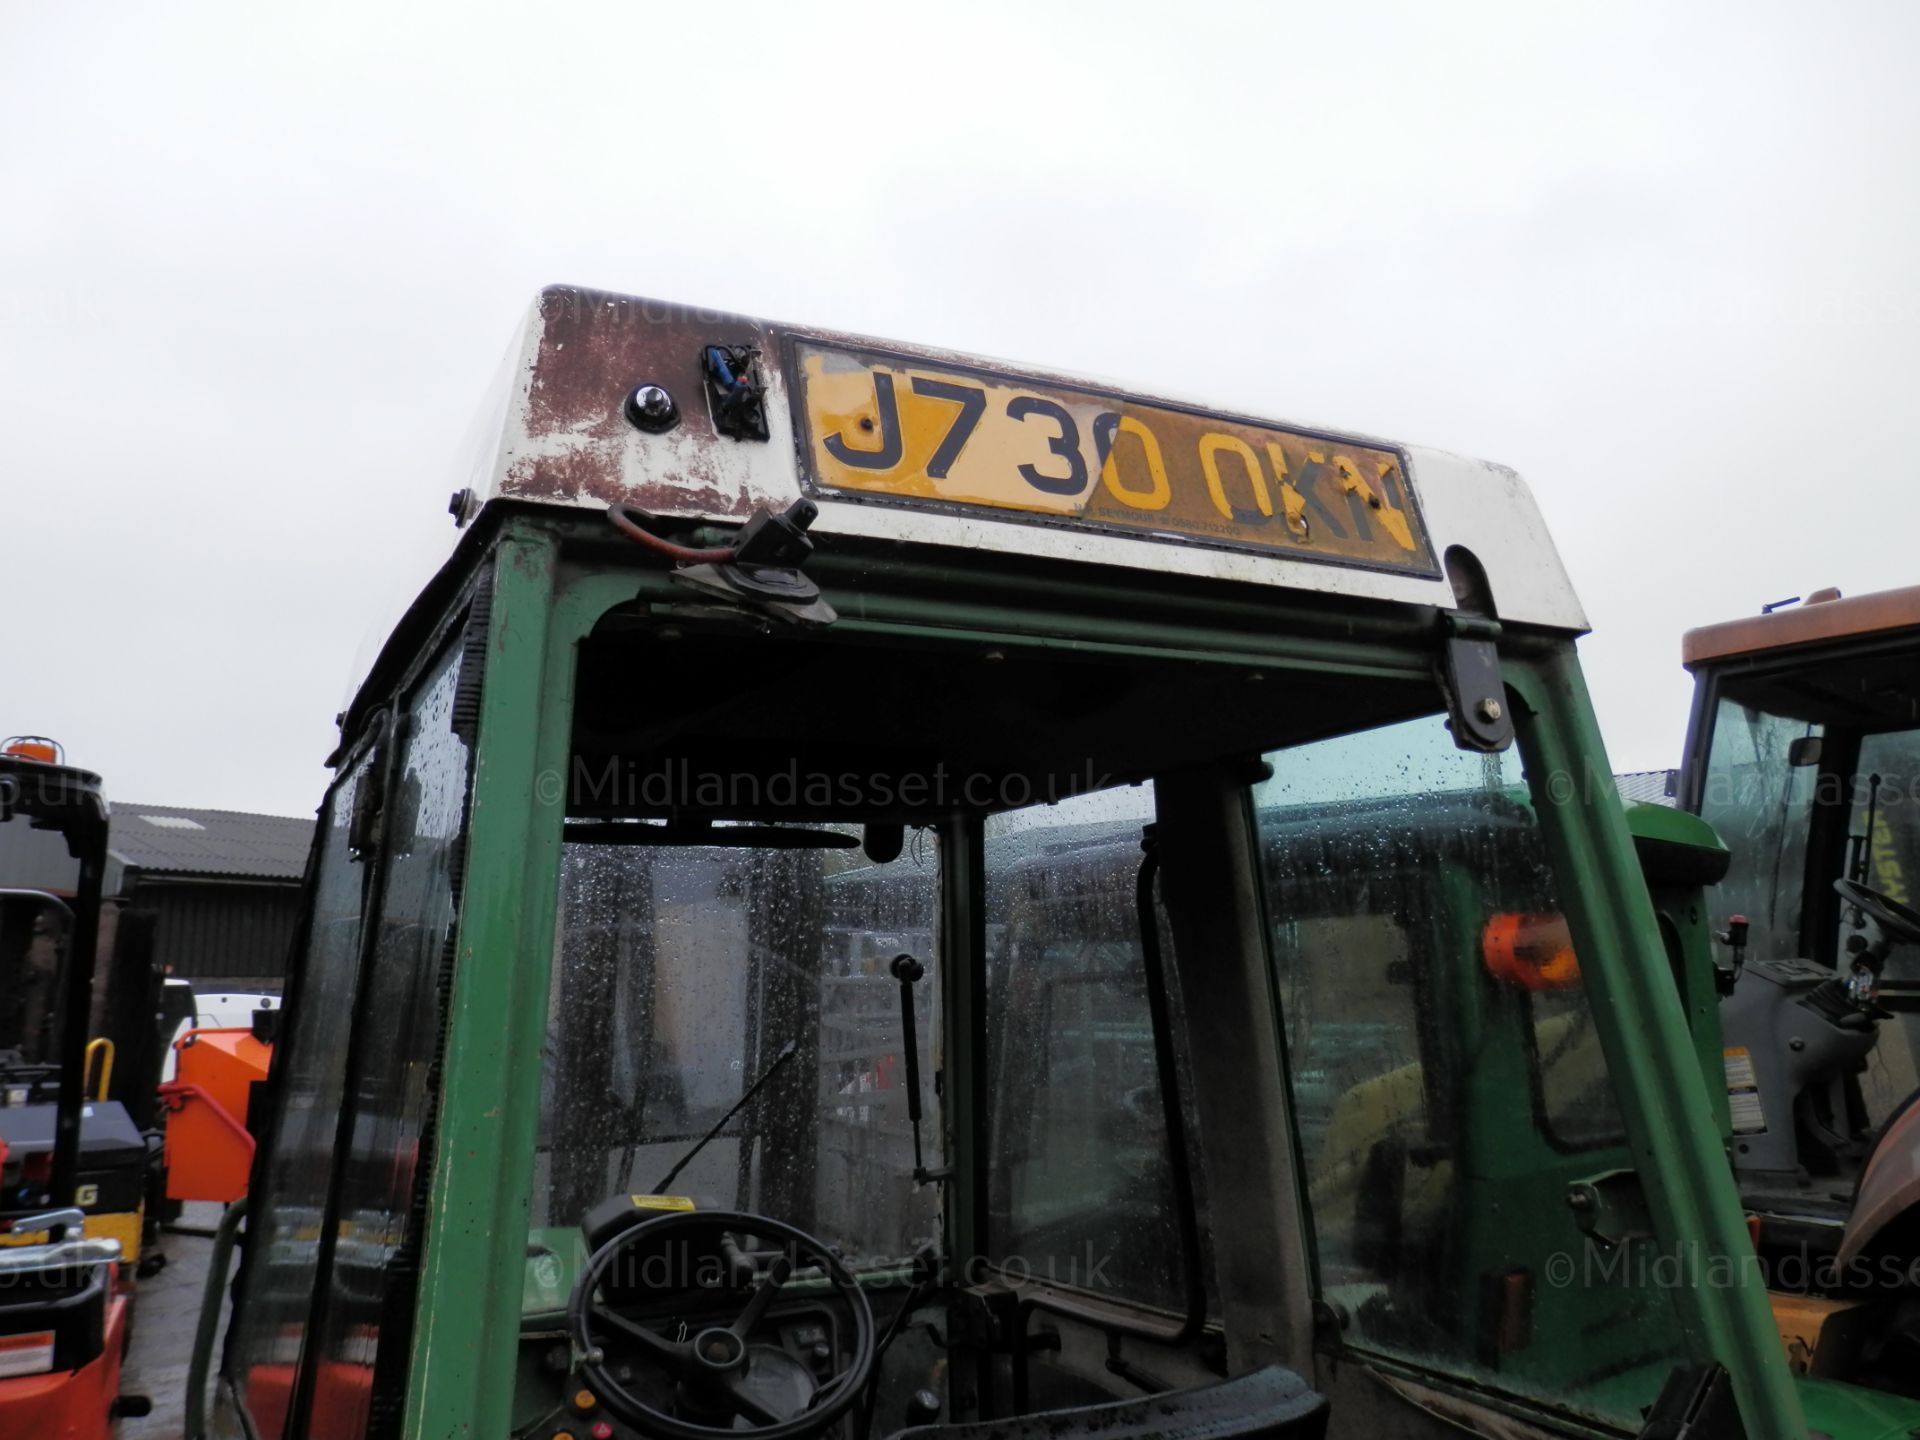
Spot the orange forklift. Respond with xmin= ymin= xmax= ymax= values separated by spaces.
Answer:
xmin=0 ymin=737 xmax=152 ymax=1433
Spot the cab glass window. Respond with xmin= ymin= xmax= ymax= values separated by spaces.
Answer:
xmin=0 ymin=806 xmax=82 ymax=1080
xmin=984 ymin=786 xmax=1214 ymax=1316
xmin=1697 ymin=697 xmax=1823 ymax=964
xmin=1846 ymin=726 xmax=1920 ymax=1125
xmin=1854 ymin=729 xmax=1920 ymax=913
xmin=230 ymin=755 xmax=371 ymax=1440
xmin=536 ymin=828 xmax=942 ymax=1272
xmin=1529 ymin=980 xmax=1624 ymax=1150
xmin=304 ymin=645 xmax=472 ymax=1440
xmin=0 ymin=897 xmax=69 ymax=1074
xmin=1257 ymin=713 xmax=1685 ymax=1427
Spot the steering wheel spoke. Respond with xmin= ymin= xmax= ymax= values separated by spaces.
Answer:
xmin=591 ymin=1302 xmax=690 ymax=1373
xmin=721 ymin=1373 xmax=783 ymax=1426
xmin=731 ymin=1252 xmax=792 ymax=1337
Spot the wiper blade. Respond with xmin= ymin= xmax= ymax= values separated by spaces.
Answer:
xmin=651 ymin=1038 xmax=799 ymax=1195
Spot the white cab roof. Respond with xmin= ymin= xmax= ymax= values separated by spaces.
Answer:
xmin=462 ymin=287 xmax=1587 ymax=633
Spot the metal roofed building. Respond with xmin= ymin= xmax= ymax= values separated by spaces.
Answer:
xmin=108 ymin=804 xmax=314 ymax=989
xmin=1615 ymin=769 xmax=1679 ymax=807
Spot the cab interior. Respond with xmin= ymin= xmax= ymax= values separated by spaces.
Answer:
xmin=511 ymin=610 xmax=1405 ymax=1440
xmin=486 ymin=599 xmax=1677 ymax=1440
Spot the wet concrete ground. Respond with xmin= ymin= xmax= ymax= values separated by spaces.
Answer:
xmin=123 ymin=1203 xmax=229 ymax=1440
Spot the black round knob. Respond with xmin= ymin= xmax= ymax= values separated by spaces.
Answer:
xmin=624 ymin=383 xmax=680 ymax=434
xmin=890 ymin=953 xmax=924 ymax=984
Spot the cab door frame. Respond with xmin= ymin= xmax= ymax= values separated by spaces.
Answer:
xmin=1506 ymin=644 xmax=1801 ymax=1439
xmin=1155 ymin=764 xmax=1317 ymax=1375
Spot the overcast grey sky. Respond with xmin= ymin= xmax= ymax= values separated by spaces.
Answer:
xmin=4 ymin=1 xmax=1915 ymax=817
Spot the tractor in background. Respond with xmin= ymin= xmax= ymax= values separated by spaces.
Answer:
xmin=1681 ymin=586 xmax=1920 ymax=1387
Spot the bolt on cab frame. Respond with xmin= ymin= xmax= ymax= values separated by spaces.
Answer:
xmin=206 ymin=289 xmax=1808 ymax=1440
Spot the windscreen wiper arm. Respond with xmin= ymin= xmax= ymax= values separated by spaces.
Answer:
xmin=651 ymin=1038 xmax=798 ymax=1195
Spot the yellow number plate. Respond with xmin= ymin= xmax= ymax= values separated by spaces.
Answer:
xmin=791 ymin=340 xmax=1437 ymax=576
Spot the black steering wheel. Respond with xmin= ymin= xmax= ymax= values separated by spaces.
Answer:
xmin=567 ymin=1209 xmax=875 ymax=1440
xmin=1836 ymin=878 xmax=1920 ymax=948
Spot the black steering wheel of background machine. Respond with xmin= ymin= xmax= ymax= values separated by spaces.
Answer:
xmin=567 ymin=1209 xmax=875 ymax=1440
xmin=1836 ymin=878 xmax=1920 ymax=949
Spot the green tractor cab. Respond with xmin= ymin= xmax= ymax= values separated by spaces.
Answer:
xmin=199 ymin=289 xmax=1830 ymax=1440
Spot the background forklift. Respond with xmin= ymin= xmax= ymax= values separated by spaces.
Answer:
xmin=1680 ymin=585 xmax=1920 ymax=1389
xmin=0 ymin=737 xmax=152 ymax=1432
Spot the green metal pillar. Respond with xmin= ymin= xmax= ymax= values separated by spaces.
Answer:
xmin=1507 ymin=647 xmax=1802 ymax=1440
xmin=403 ymin=531 xmax=572 ymax=1438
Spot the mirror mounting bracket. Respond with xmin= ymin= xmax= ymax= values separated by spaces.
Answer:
xmin=1437 ymin=612 xmax=1515 ymax=754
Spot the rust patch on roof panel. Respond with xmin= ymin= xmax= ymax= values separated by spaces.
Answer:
xmin=501 ymin=441 xmax=739 ymax=519
xmin=491 ymin=287 xmax=793 ymax=519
